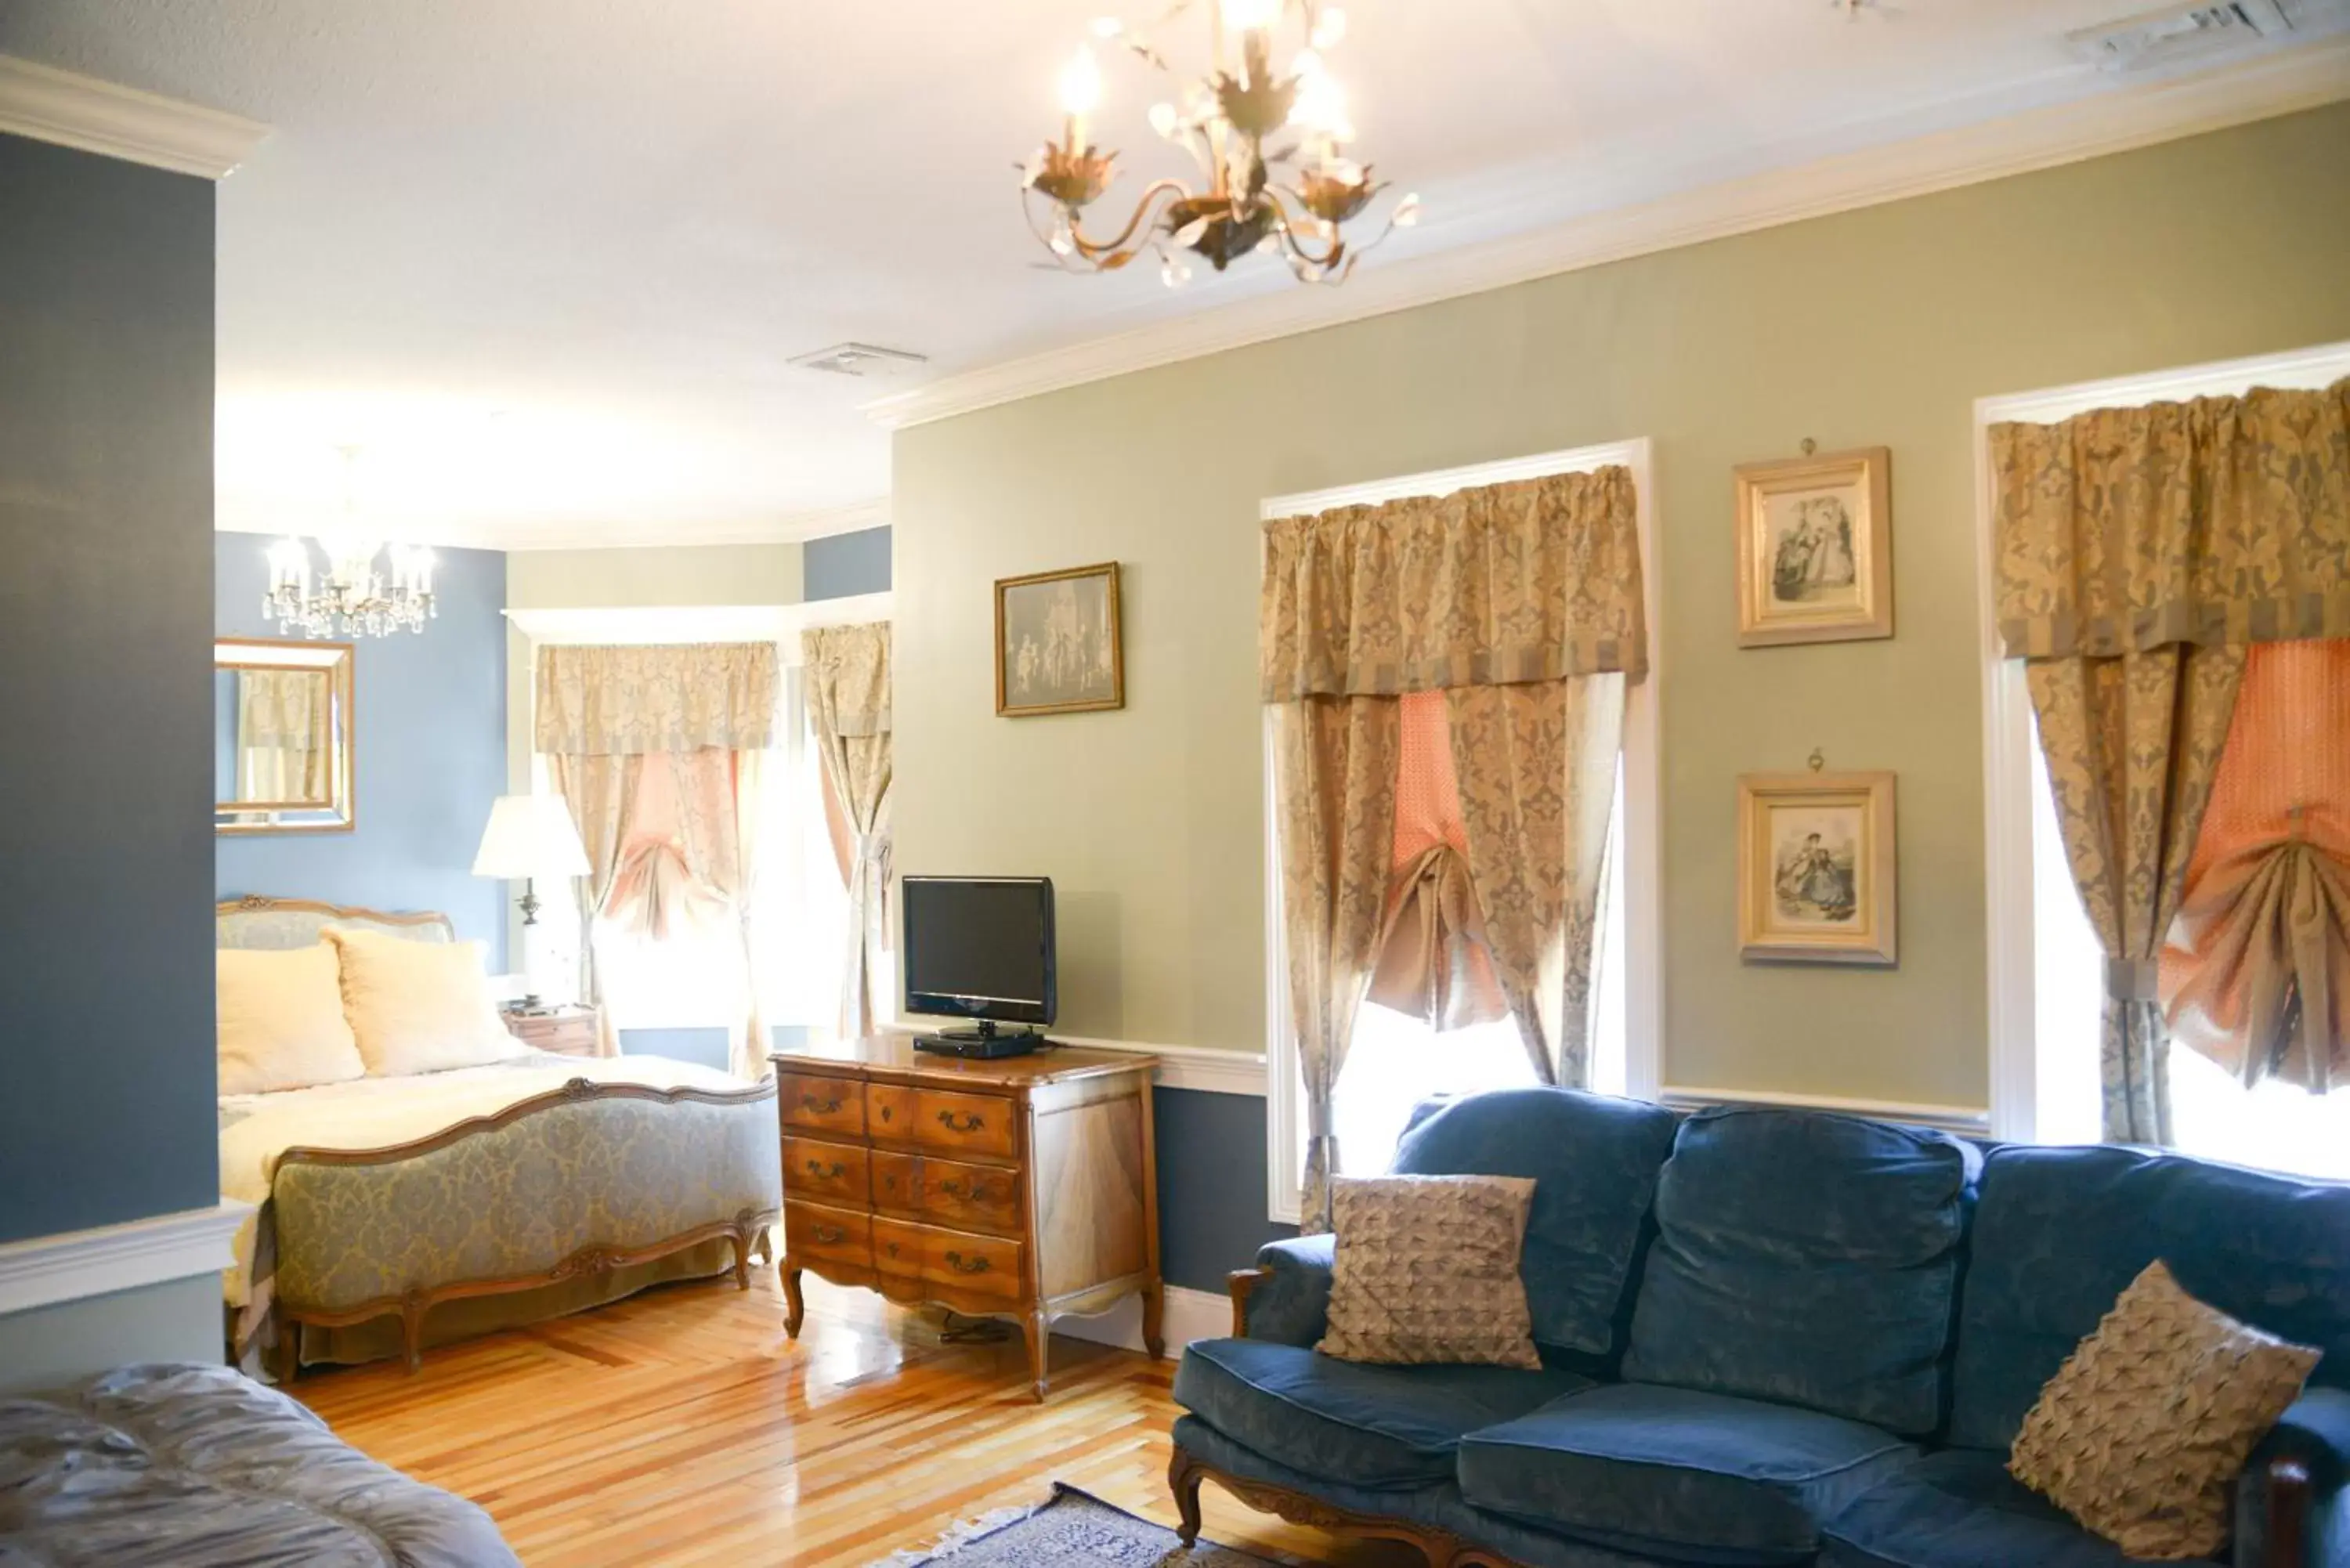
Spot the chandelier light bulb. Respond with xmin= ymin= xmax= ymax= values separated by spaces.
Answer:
xmin=1058 ymin=44 xmax=1102 ymax=118
xmin=1311 ymin=6 xmax=1347 ymax=49
xmin=1219 ymin=0 xmax=1283 ymax=35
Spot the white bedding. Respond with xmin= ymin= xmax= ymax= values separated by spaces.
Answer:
xmin=219 ymin=1050 xmax=750 ymax=1310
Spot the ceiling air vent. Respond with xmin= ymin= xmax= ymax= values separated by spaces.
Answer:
xmin=786 ymin=342 xmax=929 ymax=378
xmin=2068 ymin=0 xmax=2304 ymax=68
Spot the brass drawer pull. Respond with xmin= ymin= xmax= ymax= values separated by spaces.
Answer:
xmin=804 ymin=1158 xmax=845 ymax=1180
xmin=812 ymin=1224 xmax=847 ymax=1245
xmin=936 ymin=1109 xmax=985 ymax=1133
xmin=879 ymin=1104 xmax=893 ymax=1122
xmin=884 ymin=1241 xmax=902 ymax=1259
xmin=943 ymin=1251 xmax=991 ymax=1276
xmin=938 ymin=1177 xmax=974 ymax=1200
xmin=800 ymin=1094 xmax=843 ymax=1115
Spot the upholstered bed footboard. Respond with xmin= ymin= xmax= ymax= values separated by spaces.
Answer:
xmin=269 ymin=1078 xmax=780 ymax=1371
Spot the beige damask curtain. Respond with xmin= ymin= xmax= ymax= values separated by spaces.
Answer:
xmin=1992 ymin=376 xmax=2349 ymax=1143
xmin=236 ymin=669 xmax=332 ymax=804
xmin=802 ymin=624 xmax=892 ymax=1040
xmin=537 ymin=644 xmax=779 ymax=1068
xmin=1264 ymin=468 xmax=1644 ymax=1229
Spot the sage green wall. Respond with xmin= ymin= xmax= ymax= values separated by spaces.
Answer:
xmin=892 ymin=104 xmax=2350 ymax=1107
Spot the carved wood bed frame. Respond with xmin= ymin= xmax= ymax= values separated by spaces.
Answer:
xmin=219 ymin=897 xmax=782 ymax=1378
xmin=269 ymin=1077 xmax=779 ymax=1379
xmin=1173 ymin=1267 xmax=2321 ymax=1568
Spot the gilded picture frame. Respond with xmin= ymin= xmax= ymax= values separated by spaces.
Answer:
xmin=995 ymin=561 xmax=1124 ymax=717
xmin=1733 ymin=447 xmax=1893 ymax=646
xmin=1737 ymin=771 xmax=1896 ymax=966
xmin=215 ymin=637 xmax=358 ymax=836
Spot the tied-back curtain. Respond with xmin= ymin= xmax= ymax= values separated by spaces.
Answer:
xmin=1263 ymin=468 xmax=1644 ymax=1230
xmin=1991 ymin=376 xmax=2349 ymax=1143
xmin=2160 ymin=639 xmax=2350 ymax=1096
xmin=802 ymin=624 xmax=892 ymax=1040
xmin=537 ymin=643 xmax=779 ymax=1071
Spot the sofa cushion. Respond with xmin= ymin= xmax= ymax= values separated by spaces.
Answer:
xmin=1949 ymin=1144 xmax=2350 ymax=1452
xmin=1621 ymin=1107 xmax=1981 ymax=1436
xmin=1391 ymin=1087 xmax=1679 ymax=1360
xmin=1819 ymin=1447 xmax=2213 ymax=1568
xmin=1455 ymin=1382 xmax=1918 ymax=1566
xmin=1172 ymin=1337 xmax=1589 ymax=1491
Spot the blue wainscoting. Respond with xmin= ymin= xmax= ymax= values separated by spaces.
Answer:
xmin=214 ymin=536 xmax=510 ymax=964
xmin=1155 ymin=1087 xmax=1293 ymax=1292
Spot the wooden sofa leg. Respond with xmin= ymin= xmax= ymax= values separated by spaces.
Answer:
xmin=1168 ymin=1447 xmax=1206 ymax=1548
xmin=2266 ymin=1457 xmax=2309 ymax=1568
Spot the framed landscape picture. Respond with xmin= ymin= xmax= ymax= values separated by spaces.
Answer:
xmin=996 ymin=561 xmax=1124 ymax=717
xmin=1733 ymin=447 xmax=1892 ymax=646
xmin=1737 ymin=771 xmax=1897 ymax=965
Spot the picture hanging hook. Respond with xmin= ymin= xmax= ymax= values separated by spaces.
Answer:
xmin=1799 ymin=437 xmax=1817 ymax=457
xmin=1808 ymin=748 xmax=1826 ymax=773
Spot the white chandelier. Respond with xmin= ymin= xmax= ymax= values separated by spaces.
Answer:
xmin=262 ymin=447 xmax=436 ymax=639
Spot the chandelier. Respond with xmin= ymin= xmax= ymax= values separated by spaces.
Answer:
xmin=1021 ymin=0 xmax=1418 ymax=287
xmin=262 ymin=448 xmax=436 ymax=638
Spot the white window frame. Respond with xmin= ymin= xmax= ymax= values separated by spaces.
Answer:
xmin=1975 ymin=341 xmax=2350 ymax=1142
xmin=1261 ymin=439 xmax=1665 ymax=1225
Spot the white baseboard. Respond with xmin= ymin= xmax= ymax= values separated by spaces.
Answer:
xmin=1053 ymin=1284 xmax=1231 ymax=1353
xmin=0 ymin=1202 xmax=251 ymax=1317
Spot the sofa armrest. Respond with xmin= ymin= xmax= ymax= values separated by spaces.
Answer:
xmin=1232 ymin=1235 xmax=1335 ymax=1346
xmin=2235 ymin=1388 xmax=2350 ymax=1568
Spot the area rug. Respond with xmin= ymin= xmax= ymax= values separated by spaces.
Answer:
xmin=867 ymin=1482 xmax=1297 ymax=1566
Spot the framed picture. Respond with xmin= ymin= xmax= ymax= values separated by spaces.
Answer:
xmin=1737 ymin=771 xmax=1896 ymax=965
xmin=1733 ymin=447 xmax=1892 ymax=646
xmin=995 ymin=561 xmax=1124 ymax=717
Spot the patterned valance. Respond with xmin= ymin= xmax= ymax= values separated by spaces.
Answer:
xmin=1992 ymin=377 xmax=2350 ymax=659
xmin=1260 ymin=466 xmax=1646 ymax=701
xmin=534 ymin=643 xmax=778 ymax=756
xmin=802 ymin=623 xmax=892 ymax=738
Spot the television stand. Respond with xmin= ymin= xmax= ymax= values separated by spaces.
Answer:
xmin=915 ymin=1022 xmax=1044 ymax=1060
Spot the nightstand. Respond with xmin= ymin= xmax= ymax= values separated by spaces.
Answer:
xmin=502 ymin=1005 xmax=599 ymax=1058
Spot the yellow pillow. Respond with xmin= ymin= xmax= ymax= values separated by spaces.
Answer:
xmin=217 ymin=945 xmax=367 ymax=1095
xmin=323 ymin=927 xmax=519 ymax=1077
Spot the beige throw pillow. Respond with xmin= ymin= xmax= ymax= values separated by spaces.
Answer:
xmin=324 ymin=927 xmax=519 ymax=1077
xmin=1318 ymin=1174 xmax=1542 ymax=1370
xmin=217 ymin=944 xmax=367 ymax=1095
xmin=2009 ymin=1259 xmax=2319 ymax=1560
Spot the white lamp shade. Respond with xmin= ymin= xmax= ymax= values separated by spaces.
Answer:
xmin=472 ymin=794 xmax=591 ymax=880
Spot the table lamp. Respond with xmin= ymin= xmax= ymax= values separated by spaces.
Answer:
xmin=472 ymin=793 xmax=591 ymax=1009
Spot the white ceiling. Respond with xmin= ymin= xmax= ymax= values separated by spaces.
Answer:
xmin=2 ymin=0 xmax=2342 ymax=549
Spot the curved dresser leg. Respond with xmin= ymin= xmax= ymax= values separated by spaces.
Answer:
xmin=782 ymin=1265 xmax=806 ymax=1339
xmin=1141 ymin=1282 xmax=1166 ymax=1360
xmin=1023 ymin=1309 xmax=1051 ymax=1403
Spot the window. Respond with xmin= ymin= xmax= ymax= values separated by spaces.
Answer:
xmin=1263 ymin=443 xmax=1661 ymax=1224
xmin=1982 ymin=342 xmax=2350 ymax=1179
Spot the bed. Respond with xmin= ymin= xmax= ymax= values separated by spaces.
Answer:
xmin=218 ymin=896 xmax=782 ymax=1375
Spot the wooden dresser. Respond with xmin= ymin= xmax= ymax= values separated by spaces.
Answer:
xmin=501 ymin=1005 xmax=599 ymax=1058
xmin=770 ymin=1037 xmax=1162 ymax=1400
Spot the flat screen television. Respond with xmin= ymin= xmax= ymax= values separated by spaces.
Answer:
xmin=901 ymin=876 xmax=1055 ymax=1053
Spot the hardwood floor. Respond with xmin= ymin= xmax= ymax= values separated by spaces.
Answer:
xmin=295 ymin=1269 xmax=1418 ymax=1567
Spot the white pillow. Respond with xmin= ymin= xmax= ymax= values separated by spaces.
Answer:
xmin=323 ymin=926 xmax=519 ymax=1076
xmin=218 ymin=945 xmax=367 ymax=1095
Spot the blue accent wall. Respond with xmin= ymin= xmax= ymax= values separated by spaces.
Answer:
xmin=0 ymin=133 xmax=219 ymax=1243
xmin=1155 ymin=1088 xmax=1291 ymax=1292
xmin=215 ymin=537 xmax=510 ymax=963
xmin=804 ymin=526 xmax=891 ymax=601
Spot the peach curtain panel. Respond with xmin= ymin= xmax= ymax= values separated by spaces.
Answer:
xmin=1993 ymin=378 xmax=2349 ymax=1143
xmin=2160 ymin=639 xmax=2350 ymax=1096
xmin=801 ymin=624 xmax=893 ymax=1041
xmin=536 ymin=644 xmax=779 ymax=1071
xmin=1265 ymin=468 xmax=1643 ymax=1229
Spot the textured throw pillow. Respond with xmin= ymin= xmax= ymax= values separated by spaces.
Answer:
xmin=1318 ymin=1174 xmax=1542 ymax=1370
xmin=2009 ymin=1259 xmax=2319 ymax=1560
xmin=324 ymin=927 xmax=519 ymax=1077
xmin=216 ymin=944 xmax=366 ymax=1095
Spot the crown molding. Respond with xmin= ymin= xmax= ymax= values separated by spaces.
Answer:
xmin=865 ymin=39 xmax=2350 ymax=431
xmin=0 ymin=55 xmax=269 ymax=179
xmin=215 ymin=495 xmax=889 ymax=554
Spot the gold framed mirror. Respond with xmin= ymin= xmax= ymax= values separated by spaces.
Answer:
xmin=215 ymin=638 xmax=356 ymax=835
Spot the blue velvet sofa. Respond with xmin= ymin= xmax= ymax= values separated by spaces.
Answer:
xmin=1168 ymin=1091 xmax=2350 ymax=1568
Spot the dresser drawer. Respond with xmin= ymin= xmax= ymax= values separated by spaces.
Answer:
xmin=916 ymin=1154 xmax=1022 ymax=1234
xmin=870 ymin=1150 xmax=920 ymax=1215
xmin=784 ymin=1201 xmax=872 ymax=1269
xmin=782 ymin=1136 xmax=869 ymax=1207
xmin=778 ymin=1073 xmax=866 ymax=1139
xmin=870 ymin=1218 xmax=1024 ymax=1302
xmin=872 ymin=1086 xmax=1018 ymax=1161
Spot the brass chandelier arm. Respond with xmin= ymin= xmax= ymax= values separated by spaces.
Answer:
xmin=1070 ymin=177 xmax=1195 ymax=259
xmin=1264 ymin=186 xmax=1345 ymax=269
